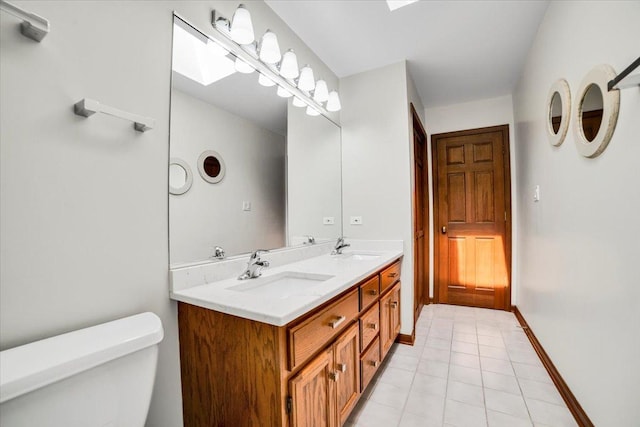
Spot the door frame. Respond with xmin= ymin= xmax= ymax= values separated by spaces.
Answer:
xmin=411 ymin=103 xmax=429 ymax=324
xmin=431 ymin=124 xmax=512 ymax=309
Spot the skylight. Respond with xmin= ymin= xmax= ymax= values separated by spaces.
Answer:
xmin=386 ymin=0 xmax=419 ymax=12
xmin=172 ymin=23 xmax=236 ymax=86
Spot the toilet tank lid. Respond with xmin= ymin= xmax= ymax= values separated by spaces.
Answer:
xmin=0 ymin=312 xmax=164 ymax=404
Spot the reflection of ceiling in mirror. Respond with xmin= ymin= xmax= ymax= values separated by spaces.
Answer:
xmin=171 ymin=21 xmax=287 ymax=136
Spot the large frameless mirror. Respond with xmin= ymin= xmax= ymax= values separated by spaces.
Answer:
xmin=168 ymin=16 xmax=342 ymax=267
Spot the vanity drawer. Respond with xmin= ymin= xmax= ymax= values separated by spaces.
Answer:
xmin=360 ymin=336 xmax=381 ymax=391
xmin=288 ymin=289 xmax=359 ymax=370
xmin=360 ymin=302 xmax=379 ymax=352
xmin=380 ymin=261 xmax=401 ymax=293
xmin=359 ymin=275 xmax=380 ymax=310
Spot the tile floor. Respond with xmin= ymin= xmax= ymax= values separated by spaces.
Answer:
xmin=345 ymin=304 xmax=577 ymax=427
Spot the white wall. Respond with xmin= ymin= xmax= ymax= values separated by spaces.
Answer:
xmin=341 ymin=61 xmax=415 ymax=334
xmin=287 ymin=104 xmax=342 ymax=244
xmin=170 ymin=89 xmax=285 ymax=264
xmin=424 ymin=95 xmax=518 ymax=302
xmin=512 ymin=1 xmax=640 ymax=424
xmin=0 ymin=2 xmax=338 ymax=426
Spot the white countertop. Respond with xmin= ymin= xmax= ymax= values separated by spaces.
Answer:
xmin=170 ymin=247 xmax=403 ymax=326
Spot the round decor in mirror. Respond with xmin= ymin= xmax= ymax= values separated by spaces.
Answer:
xmin=197 ymin=150 xmax=226 ymax=184
xmin=546 ymin=78 xmax=571 ymax=146
xmin=573 ymin=64 xmax=620 ymax=158
xmin=169 ymin=158 xmax=193 ymax=195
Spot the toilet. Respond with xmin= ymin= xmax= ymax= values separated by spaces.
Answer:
xmin=0 ymin=312 xmax=163 ymax=427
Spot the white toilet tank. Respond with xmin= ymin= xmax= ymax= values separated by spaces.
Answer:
xmin=0 ymin=312 xmax=163 ymax=427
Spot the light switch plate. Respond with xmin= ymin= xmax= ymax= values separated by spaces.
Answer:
xmin=242 ymin=201 xmax=251 ymax=211
xmin=534 ymin=185 xmax=540 ymax=202
xmin=350 ymin=216 xmax=363 ymax=225
xmin=323 ymin=217 xmax=335 ymax=225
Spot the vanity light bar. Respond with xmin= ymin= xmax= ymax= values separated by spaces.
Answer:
xmin=0 ymin=0 xmax=49 ymax=42
xmin=205 ymin=10 xmax=333 ymax=117
xmin=607 ymin=56 xmax=640 ymax=91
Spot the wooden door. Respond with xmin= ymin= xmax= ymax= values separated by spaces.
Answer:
xmin=412 ymin=104 xmax=429 ymax=322
xmin=290 ymin=348 xmax=336 ymax=427
xmin=334 ymin=323 xmax=360 ymax=426
xmin=432 ymin=125 xmax=511 ymax=310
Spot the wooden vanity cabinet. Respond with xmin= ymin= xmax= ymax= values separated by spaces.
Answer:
xmin=177 ymin=259 xmax=402 ymax=427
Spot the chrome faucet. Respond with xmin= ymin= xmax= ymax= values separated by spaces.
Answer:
xmin=211 ymin=246 xmax=226 ymax=260
xmin=331 ymin=237 xmax=350 ymax=255
xmin=238 ymin=250 xmax=270 ymax=280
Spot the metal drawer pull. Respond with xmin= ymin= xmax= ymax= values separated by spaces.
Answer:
xmin=337 ymin=363 xmax=347 ymax=373
xmin=329 ymin=315 xmax=346 ymax=329
xmin=388 ymin=272 xmax=398 ymax=278
xmin=476 ymin=287 xmax=495 ymax=292
xmin=390 ymin=301 xmax=398 ymax=309
xmin=369 ymin=360 xmax=379 ymax=367
xmin=368 ymin=289 xmax=377 ymax=296
xmin=368 ymin=322 xmax=378 ymax=330
xmin=329 ymin=371 xmax=339 ymax=381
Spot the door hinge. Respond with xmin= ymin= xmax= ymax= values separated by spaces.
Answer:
xmin=504 ymin=211 xmax=507 ymax=221
xmin=286 ymin=396 xmax=292 ymax=414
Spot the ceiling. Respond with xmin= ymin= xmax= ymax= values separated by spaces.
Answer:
xmin=265 ymin=0 xmax=549 ymax=109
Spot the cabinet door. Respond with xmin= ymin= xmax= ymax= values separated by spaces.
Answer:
xmin=380 ymin=290 xmax=392 ymax=359
xmin=334 ymin=322 xmax=360 ymax=426
xmin=290 ymin=348 xmax=336 ymax=427
xmin=380 ymin=282 xmax=401 ymax=359
xmin=390 ymin=283 xmax=401 ymax=339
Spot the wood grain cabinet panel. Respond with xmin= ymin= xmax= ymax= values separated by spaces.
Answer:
xmin=360 ymin=336 xmax=381 ymax=391
xmin=334 ymin=323 xmax=360 ymax=426
xmin=290 ymin=347 xmax=336 ymax=427
xmin=359 ymin=275 xmax=380 ymax=311
xmin=380 ymin=261 xmax=401 ymax=293
xmin=359 ymin=302 xmax=379 ymax=352
xmin=288 ymin=289 xmax=359 ymax=370
xmin=380 ymin=282 xmax=401 ymax=359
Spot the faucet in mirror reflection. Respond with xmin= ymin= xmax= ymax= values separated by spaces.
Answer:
xmin=211 ymin=246 xmax=226 ymax=260
xmin=238 ymin=250 xmax=270 ymax=280
xmin=331 ymin=237 xmax=350 ymax=255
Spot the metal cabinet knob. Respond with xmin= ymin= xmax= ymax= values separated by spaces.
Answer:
xmin=441 ymin=226 xmax=447 ymax=234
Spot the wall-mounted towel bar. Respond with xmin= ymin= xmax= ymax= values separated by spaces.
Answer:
xmin=0 ymin=0 xmax=49 ymax=42
xmin=608 ymin=57 xmax=640 ymax=91
xmin=74 ymin=99 xmax=155 ymax=132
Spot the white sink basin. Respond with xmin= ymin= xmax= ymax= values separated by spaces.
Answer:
xmin=228 ymin=271 xmax=334 ymax=299
xmin=332 ymin=252 xmax=382 ymax=261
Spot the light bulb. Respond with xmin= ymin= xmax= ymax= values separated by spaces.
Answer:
xmin=258 ymin=73 xmax=276 ymax=87
xmin=279 ymin=49 xmax=299 ymax=79
xmin=326 ymin=91 xmax=341 ymax=112
xmin=306 ymin=106 xmax=321 ymax=116
xmin=259 ymin=30 xmax=281 ymax=64
xmin=313 ymin=80 xmax=329 ymax=103
xmin=277 ymin=86 xmax=293 ymax=98
xmin=235 ymin=57 xmax=254 ymax=74
xmin=230 ymin=4 xmax=254 ymax=45
xmin=292 ymin=97 xmax=306 ymax=108
xmin=298 ymin=65 xmax=315 ymax=92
